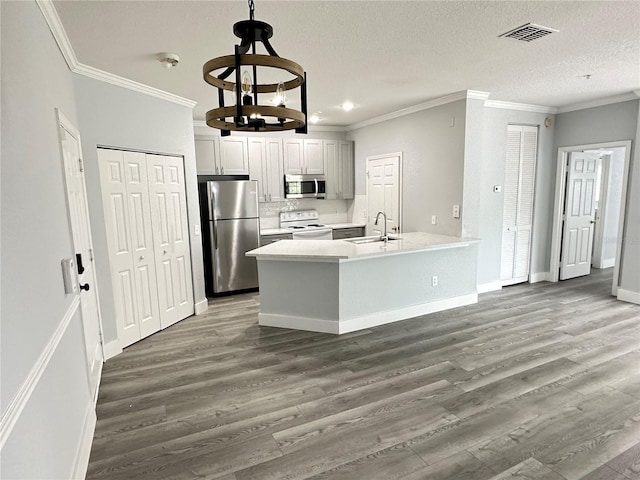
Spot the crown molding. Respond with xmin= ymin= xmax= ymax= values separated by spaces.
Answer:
xmin=37 ymin=0 xmax=197 ymax=109
xmin=467 ymin=90 xmax=491 ymax=101
xmin=484 ymin=99 xmax=557 ymax=114
xmin=556 ymin=92 xmax=640 ymax=114
xmin=347 ymin=90 xmax=479 ymax=131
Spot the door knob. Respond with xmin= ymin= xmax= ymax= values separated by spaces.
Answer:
xmin=590 ymin=220 xmax=596 ymax=224
xmin=139 ymin=255 xmax=145 ymax=261
xmin=164 ymin=249 xmax=168 ymax=254
xmin=80 ymin=283 xmax=90 ymax=291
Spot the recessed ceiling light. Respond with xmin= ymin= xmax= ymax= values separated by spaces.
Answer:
xmin=341 ymin=101 xmax=355 ymax=112
xmin=309 ymin=114 xmax=321 ymax=124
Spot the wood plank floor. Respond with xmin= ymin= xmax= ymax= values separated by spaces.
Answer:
xmin=87 ymin=269 xmax=640 ymax=480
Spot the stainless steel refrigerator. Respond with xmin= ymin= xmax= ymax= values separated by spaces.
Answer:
xmin=200 ymin=180 xmax=260 ymax=295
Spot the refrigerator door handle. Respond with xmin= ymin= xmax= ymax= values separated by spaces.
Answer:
xmin=213 ymin=221 xmax=218 ymax=250
xmin=211 ymin=191 xmax=218 ymax=249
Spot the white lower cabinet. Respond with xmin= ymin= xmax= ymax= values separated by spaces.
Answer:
xmin=99 ymin=148 xmax=194 ymax=348
xmin=248 ymin=137 xmax=284 ymax=202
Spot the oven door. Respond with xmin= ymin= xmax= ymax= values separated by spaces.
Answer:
xmin=292 ymin=228 xmax=333 ymax=240
xmin=285 ymin=175 xmax=326 ymax=199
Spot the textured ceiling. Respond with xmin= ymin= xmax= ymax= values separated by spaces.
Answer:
xmin=53 ymin=1 xmax=640 ymax=127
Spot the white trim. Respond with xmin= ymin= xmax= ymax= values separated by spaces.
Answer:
xmin=595 ymin=258 xmax=616 ymax=269
xmin=103 ymin=340 xmax=123 ymax=361
xmin=549 ymin=141 xmax=632 ymax=296
xmin=73 ymin=64 xmax=197 ymax=108
xmin=259 ymin=293 xmax=478 ymax=334
xmin=556 ymin=93 xmax=640 ymax=114
xmin=617 ymin=288 xmax=640 ymax=305
xmin=194 ymin=298 xmax=209 ymax=315
xmin=477 ymin=281 xmax=503 ymax=293
xmin=72 ymin=406 xmax=97 ymax=480
xmin=530 ymin=272 xmax=552 ymax=283
xmin=484 ymin=100 xmax=557 ymax=114
xmin=467 ymin=90 xmax=491 ymax=101
xmin=37 ymin=0 xmax=196 ymax=109
xmin=0 ymin=297 xmax=80 ymax=449
xmin=348 ymin=91 xmax=472 ymax=131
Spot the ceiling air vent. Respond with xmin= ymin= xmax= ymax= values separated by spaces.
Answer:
xmin=499 ymin=23 xmax=558 ymax=42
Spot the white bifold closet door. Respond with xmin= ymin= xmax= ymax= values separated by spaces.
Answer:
xmin=500 ymin=125 xmax=538 ymax=286
xmin=99 ymin=149 xmax=193 ymax=348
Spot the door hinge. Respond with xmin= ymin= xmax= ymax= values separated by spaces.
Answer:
xmin=78 ymin=157 xmax=84 ymax=172
xmin=89 ymin=248 xmax=94 ymax=262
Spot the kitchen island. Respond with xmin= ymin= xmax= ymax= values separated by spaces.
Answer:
xmin=246 ymin=232 xmax=479 ymax=334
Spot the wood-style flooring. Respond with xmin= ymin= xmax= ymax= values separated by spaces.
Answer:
xmin=87 ymin=269 xmax=640 ymax=480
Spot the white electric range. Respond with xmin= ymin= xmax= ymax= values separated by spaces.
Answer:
xmin=279 ymin=210 xmax=333 ymax=240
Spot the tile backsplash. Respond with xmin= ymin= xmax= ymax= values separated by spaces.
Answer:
xmin=259 ymin=199 xmax=350 ymax=228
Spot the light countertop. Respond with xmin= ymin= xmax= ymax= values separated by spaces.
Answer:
xmin=247 ymin=232 xmax=479 ymax=262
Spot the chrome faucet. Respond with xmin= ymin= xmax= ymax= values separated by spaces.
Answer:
xmin=374 ymin=211 xmax=388 ymax=243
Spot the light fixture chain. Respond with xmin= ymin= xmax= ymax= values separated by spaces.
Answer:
xmin=248 ymin=0 xmax=255 ymax=20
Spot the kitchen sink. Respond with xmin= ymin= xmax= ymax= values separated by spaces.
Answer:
xmin=345 ymin=236 xmax=397 ymax=244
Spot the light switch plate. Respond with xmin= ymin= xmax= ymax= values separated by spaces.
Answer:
xmin=453 ymin=205 xmax=460 ymax=219
xmin=431 ymin=215 xmax=437 ymax=225
xmin=61 ymin=258 xmax=78 ymax=294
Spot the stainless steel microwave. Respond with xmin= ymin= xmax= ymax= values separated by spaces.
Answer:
xmin=284 ymin=175 xmax=326 ymax=199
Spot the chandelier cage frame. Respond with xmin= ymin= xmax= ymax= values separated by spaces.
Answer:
xmin=203 ymin=1 xmax=308 ymax=136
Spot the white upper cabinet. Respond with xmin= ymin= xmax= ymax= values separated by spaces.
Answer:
xmin=219 ymin=136 xmax=249 ymax=175
xmin=325 ymin=140 xmax=354 ymax=199
xmin=248 ymin=137 xmax=284 ymax=203
xmin=194 ymin=137 xmax=220 ymax=175
xmin=195 ymin=136 xmax=249 ymax=175
xmin=283 ymin=138 xmax=325 ymax=175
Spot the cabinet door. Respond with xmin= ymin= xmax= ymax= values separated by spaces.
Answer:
xmin=339 ymin=141 xmax=354 ymax=199
xmin=265 ymin=138 xmax=284 ymax=202
xmin=324 ymin=139 xmax=339 ymax=199
xmin=220 ymin=136 xmax=249 ymax=175
xmin=248 ymin=137 xmax=267 ymax=202
xmin=304 ymin=139 xmax=324 ymax=175
xmin=194 ymin=138 xmax=220 ymax=175
xmin=284 ymin=138 xmax=304 ymax=174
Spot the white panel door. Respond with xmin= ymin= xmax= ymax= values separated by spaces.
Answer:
xmin=123 ymin=152 xmax=162 ymax=338
xmin=501 ymin=125 xmax=538 ymax=286
xmin=60 ymin=117 xmax=103 ymax=401
xmin=219 ymin=137 xmax=248 ymax=175
xmin=98 ymin=149 xmax=141 ymax=347
xmin=367 ymin=154 xmax=400 ymax=235
xmin=146 ymin=154 xmax=194 ymax=327
xmin=560 ymin=152 xmax=599 ymax=280
xmin=304 ymin=139 xmax=325 ymax=175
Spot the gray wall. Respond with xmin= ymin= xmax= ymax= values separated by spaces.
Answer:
xmin=1 ymin=1 xmax=92 ymax=477
xmin=347 ymin=100 xmax=467 ymax=236
xmin=74 ymin=76 xmax=206 ymax=344
xmin=554 ymin=100 xmax=640 ymax=295
xmin=477 ymin=107 xmax=556 ymax=285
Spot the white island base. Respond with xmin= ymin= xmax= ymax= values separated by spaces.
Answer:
xmin=248 ymin=233 xmax=479 ymax=334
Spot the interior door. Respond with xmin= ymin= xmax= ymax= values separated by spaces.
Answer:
xmin=367 ymin=154 xmax=400 ymax=235
xmin=58 ymin=113 xmax=103 ymax=401
xmin=146 ymin=154 xmax=194 ymax=327
xmin=560 ymin=152 xmax=599 ymax=280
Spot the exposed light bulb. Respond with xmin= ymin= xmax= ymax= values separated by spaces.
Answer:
xmin=273 ymin=82 xmax=287 ymax=106
xmin=341 ymin=101 xmax=354 ymax=112
xmin=241 ymin=70 xmax=253 ymax=105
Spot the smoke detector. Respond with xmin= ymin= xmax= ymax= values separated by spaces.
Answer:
xmin=499 ymin=23 xmax=558 ymax=42
xmin=159 ymin=53 xmax=180 ymax=69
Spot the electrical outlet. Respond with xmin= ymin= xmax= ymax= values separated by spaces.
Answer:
xmin=453 ymin=205 xmax=460 ymax=219
xmin=431 ymin=215 xmax=437 ymax=225
xmin=432 ymin=275 xmax=438 ymax=287
xmin=493 ymin=185 xmax=502 ymax=193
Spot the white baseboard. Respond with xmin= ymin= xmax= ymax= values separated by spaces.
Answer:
xmin=260 ymin=293 xmax=478 ymax=335
xmin=194 ymin=298 xmax=209 ymax=315
xmin=530 ymin=272 xmax=552 ymax=283
xmin=103 ymin=340 xmax=122 ymax=361
xmin=0 ymin=296 xmax=80 ymax=449
xmin=594 ymin=258 xmax=616 ymax=269
xmin=617 ymin=288 xmax=640 ymax=305
xmin=477 ymin=281 xmax=502 ymax=293
xmin=72 ymin=406 xmax=97 ymax=480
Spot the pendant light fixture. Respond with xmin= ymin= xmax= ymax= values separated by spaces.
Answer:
xmin=203 ymin=0 xmax=307 ymax=136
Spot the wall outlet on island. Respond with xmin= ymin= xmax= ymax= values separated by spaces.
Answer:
xmin=432 ymin=275 xmax=438 ymax=287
